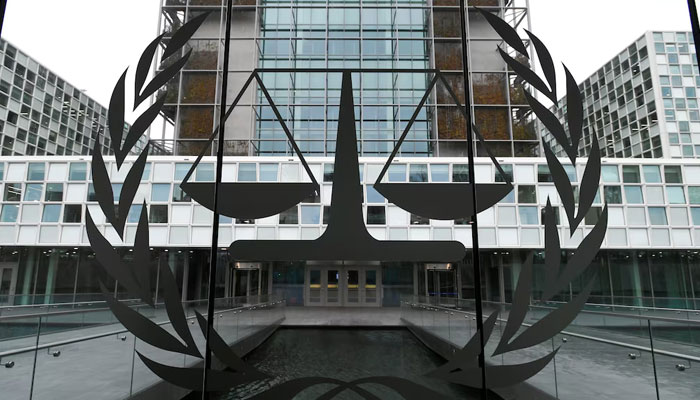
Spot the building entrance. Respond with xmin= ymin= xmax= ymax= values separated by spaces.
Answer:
xmin=304 ymin=265 xmax=381 ymax=306
xmin=0 ymin=262 xmax=17 ymax=305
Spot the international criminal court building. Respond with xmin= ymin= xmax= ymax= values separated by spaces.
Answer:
xmin=0 ymin=1 xmax=699 ymax=399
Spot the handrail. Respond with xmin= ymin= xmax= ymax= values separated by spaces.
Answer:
xmin=0 ymin=299 xmax=285 ymax=359
xmin=403 ymin=301 xmax=700 ymax=363
xmin=0 ymin=295 xmax=271 ymax=321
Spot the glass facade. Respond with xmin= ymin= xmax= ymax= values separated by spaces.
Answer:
xmin=0 ymin=39 xmax=146 ymax=156
xmin=546 ymin=31 xmax=700 ymax=159
xmin=155 ymin=0 xmax=537 ymax=157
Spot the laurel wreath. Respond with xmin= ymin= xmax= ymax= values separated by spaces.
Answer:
xmin=425 ymin=9 xmax=608 ymax=389
xmin=85 ymin=7 xmax=607 ymax=399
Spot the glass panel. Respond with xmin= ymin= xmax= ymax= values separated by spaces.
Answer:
xmin=27 ymin=162 xmax=45 ymax=181
xmin=347 ymin=270 xmax=359 ymax=303
xmin=365 ymin=269 xmax=377 ymax=304
xmin=149 ymin=205 xmax=168 ymax=223
xmin=45 ymin=183 xmax=63 ymax=201
xmin=367 ymin=206 xmax=386 ymax=224
xmin=42 ymin=204 xmax=61 ymax=222
xmin=151 ymin=184 xmax=171 ymax=202
xmin=666 ymin=186 xmax=686 ymax=204
xmin=648 ymin=207 xmax=668 ymax=225
xmin=664 ymin=165 xmax=682 ymax=183
xmin=238 ymin=163 xmax=256 ymax=181
xmin=601 ymin=165 xmax=620 ymax=182
xmin=259 ymin=164 xmax=278 ymax=181
xmin=409 ymin=164 xmax=428 ymax=182
xmin=624 ymin=186 xmax=643 ymax=204
xmin=63 ymin=205 xmax=82 ymax=223
xmin=519 ymin=206 xmax=538 ymax=224
xmin=452 ymin=164 xmax=469 ymax=182
xmin=0 ymin=204 xmax=19 ymax=222
xmin=431 ymin=164 xmax=449 ymax=182
xmin=643 ymin=165 xmax=662 ymax=182
xmin=622 ymin=165 xmax=641 ymax=183
xmin=24 ymin=183 xmax=43 ymax=201
xmin=517 ymin=185 xmax=536 ymax=203
xmin=174 ymin=163 xmax=191 ymax=180
xmin=4 ymin=183 xmax=22 ymax=201
xmin=195 ymin=163 xmax=215 ymax=181
xmin=69 ymin=162 xmax=87 ymax=181
xmin=327 ymin=269 xmax=339 ymax=303
xmin=300 ymin=205 xmax=321 ymax=224
xmin=309 ymin=269 xmax=321 ymax=303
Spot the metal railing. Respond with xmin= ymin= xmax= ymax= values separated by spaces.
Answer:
xmin=0 ymin=294 xmax=286 ymax=400
xmin=402 ymin=295 xmax=700 ymax=400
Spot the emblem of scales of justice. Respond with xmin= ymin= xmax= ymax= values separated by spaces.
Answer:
xmin=180 ymin=69 xmax=512 ymax=263
xmin=86 ymin=5 xmax=607 ymax=397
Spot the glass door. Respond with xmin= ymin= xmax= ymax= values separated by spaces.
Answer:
xmin=346 ymin=269 xmax=360 ymax=304
xmin=307 ymin=267 xmax=322 ymax=305
xmin=363 ymin=269 xmax=379 ymax=306
xmin=326 ymin=269 xmax=340 ymax=305
xmin=0 ymin=266 xmax=17 ymax=305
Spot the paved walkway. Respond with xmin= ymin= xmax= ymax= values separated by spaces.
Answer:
xmin=403 ymin=304 xmax=700 ymax=400
xmin=0 ymin=305 xmax=284 ymax=400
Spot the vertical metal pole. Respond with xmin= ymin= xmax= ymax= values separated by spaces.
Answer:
xmin=202 ymin=0 xmax=234 ymax=398
xmin=457 ymin=1 xmax=487 ymax=398
xmin=647 ymin=320 xmax=660 ymax=400
xmin=688 ymin=0 xmax=700 ymax=58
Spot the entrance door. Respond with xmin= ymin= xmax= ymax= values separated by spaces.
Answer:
xmin=363 ymin=268 xmax=380 ymax=306
xmin=306 ymin=265 xmax=382 ymax=306
xmin=0 ymin=265 xmax=17 ymax=305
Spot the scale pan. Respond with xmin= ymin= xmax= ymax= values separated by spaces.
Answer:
xmin=181 ymin=182 xmax=317 ymax=219
xmin=374 ymin=182 xmax=512 ymax=220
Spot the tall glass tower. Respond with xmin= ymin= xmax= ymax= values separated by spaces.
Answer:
xmin=155 ymin=0 xmax=535 ymax=158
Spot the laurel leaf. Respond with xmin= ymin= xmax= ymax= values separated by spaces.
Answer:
xmin=543 ymin=142 xmax=576 ymax=228
xmin=134 ymin=34 xmax=165 ymax=108
xmin=543 ymin=199 xmax=562 ymax=294
xmin=544 ymin=206 xmax=608 ymax=300
xmin=90 ymin=140 xmax=117 ymax=227
xmin=162 ymin=12 xmax=210 ymax=60
xmin=572 ymin=141 xmax=601 ymax=232
xmin=501 ymin=278 xmax=596 ymax=353
xmin=195 ymin=311 xmax=267 ymax=377
xmin=158 ymin=259 xmax=202 ymax=358
xmin=119 ymin=95 xmax=165 ymax=165
xmin=476 ymin=7 xmax=529 ymax=56
xmin=86 ymin=211 xmax=143 ymax=297
xmin=499 ymin=48 xmax=556 ymax=103
xmin=526 ymin=30 xmax=556 ymax=100
xmin=137 ymin=352 xmax=256 ymax=391
xmin=108 ymin=69 xmax=127 ymax=158
xmin=132 ymin=203 xmax=153 ymax=306
xmin=526 ymin=91 xmax=574 ymax=161
xmin=564 ymin=65 xmax=584 ymax=152
xmin=114 ymin=143 xmax=149 ymax=238
xmin=136 ymin=50 xmax=191 ymax=106
xmin=493 ymin=252 xmax=533 ymax=356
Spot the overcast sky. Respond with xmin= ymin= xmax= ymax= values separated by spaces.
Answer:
xmin=0 ymin=0 xmax=695 ymax=108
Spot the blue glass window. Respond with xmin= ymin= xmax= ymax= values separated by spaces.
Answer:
xmin=24 ymin=184 xmax=43 ymax=202
xmin=430 ymin=164 xmax=449 ymax=182
xmin=300 ymin=205 xmax=321 ymax=224
xmin=624 ymin=186 xmax=644 ymax=204
xmin=27 ymin=163 xmax=45 ymax=181
xmin=0 ymin=204 xmax=19 ymax=222
xmin=366 ymin=185 xmax=384 ymax=203
xmin=691 ymin=207 xmax=700 ymax=225
xmin=69 ymin=163 xmax=87 ymax=180
xmin=666 ymin=186 xmax=686 ymax=204
xmin=41 ymin=204 xmax=60 ymax=222
xmin=196 ymin=163 xmax=215 ymax=181
xmin=388 ymin=164 xmax=406 ymax=182
xmin=238 ymin=163 xmax=257 ymax=181
xmin=127 ymin=205 xmax=142 ymax=223
xmin=601 ymin=165 xmax=620 ymax=182
xmin=45 ymin=183 xmax=63 ymax=201
xmin=519 ymin=206 xmax=539 ymax=225
xmin=409 ymin=164 xmax=428 ymax=182
xmin=648 ymin=207 xmax=668 ymax=225
xmin=643 ymin=165 xmax=661 ymax=182
xmin=151 ymin=184 xmax=171 ymax=202
xmin=260 ymin=164 xmax=278 ymax=182
xmin=689 ymin=187 xmax=700 ymax=204
xmin=174 ymin=163 xmax=191 ymax=180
